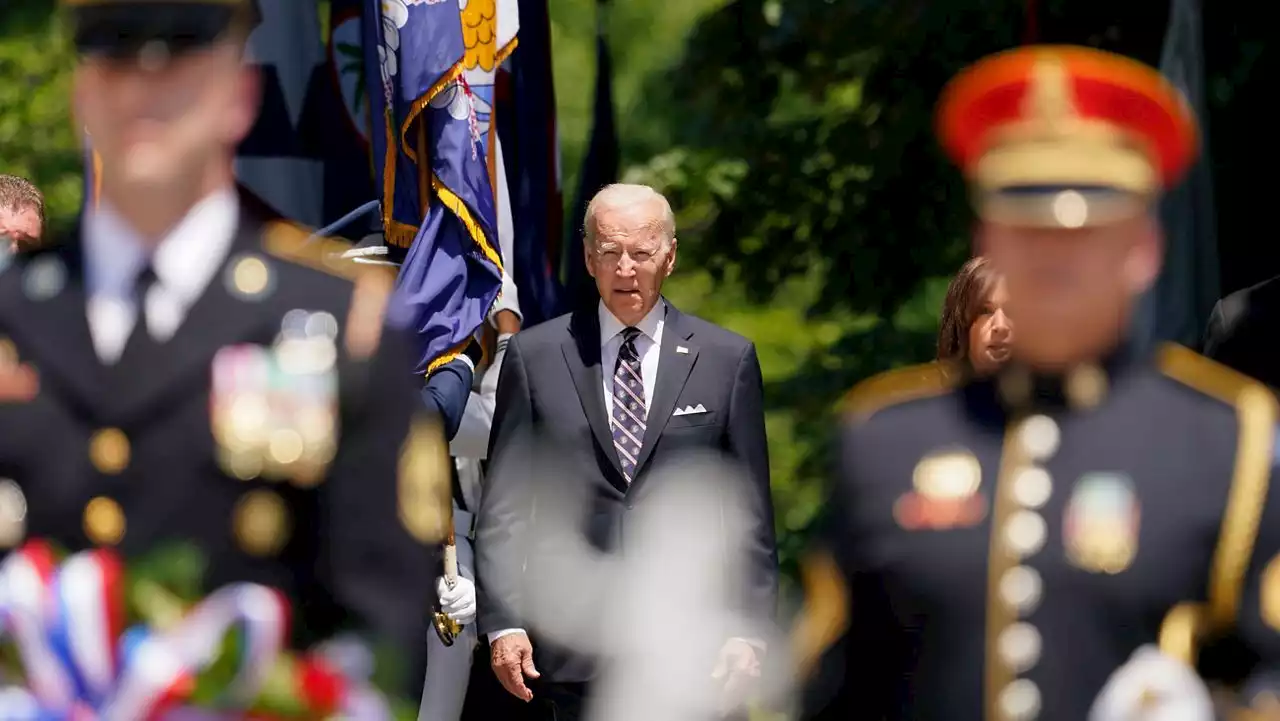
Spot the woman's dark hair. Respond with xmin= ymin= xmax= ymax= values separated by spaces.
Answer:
xmin=937 ymin=256 xmax=1000 ymax=362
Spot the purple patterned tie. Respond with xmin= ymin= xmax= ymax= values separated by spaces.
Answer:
xmin=610 ymin=327 xmax=646 ymax=483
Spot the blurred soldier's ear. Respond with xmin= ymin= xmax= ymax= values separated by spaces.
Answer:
xmin=1122 ymin=213 xmax=1164 ymax=296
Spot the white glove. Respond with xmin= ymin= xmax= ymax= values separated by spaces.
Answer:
xmin=436 ymin=574 xmax=477 ymax=626
xmin=1088 ymin=645 xmax=1214 ymax=721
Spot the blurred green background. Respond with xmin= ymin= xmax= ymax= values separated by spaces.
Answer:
xmin=3 ymin=0 xmax=1271 ymax=614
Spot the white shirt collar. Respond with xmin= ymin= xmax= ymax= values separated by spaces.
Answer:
xmin=83 ymin=189 xmax=240 ymax=302
xmin=599 ymin=297 xmax=667 ymax=346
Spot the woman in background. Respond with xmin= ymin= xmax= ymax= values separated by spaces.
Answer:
xmin=936 ymin=256 xmax=1012 ymax=374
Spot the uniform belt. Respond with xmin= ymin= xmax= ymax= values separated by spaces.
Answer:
xmin=454 ymin=508 xmax=475 ymax=541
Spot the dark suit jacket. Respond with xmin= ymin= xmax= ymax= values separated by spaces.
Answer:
xmin=475 ymin=301 xmax=778 ymax=682
xmin=1203 ymin=275 xmax=1280 ymax=388
xmin=0 ymin=208 xmax=438 ymax=694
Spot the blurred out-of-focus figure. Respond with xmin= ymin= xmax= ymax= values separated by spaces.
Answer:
xmin=0 ymin=0 xmax=462 ymax=700
xmin=937 ymin=256 xmax=1013 ymax=375
xmin=801 ymin=46 xmax=1280 ymax=721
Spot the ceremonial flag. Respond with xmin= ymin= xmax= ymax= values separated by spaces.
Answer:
xmin=461 ymin=0 xmax=521 ymax=316
xmin=367 ymin=0 xmax=504 ymax=374
xmin=564 ymin=0 xmax=619 ymax=311
xmin=237 ymin=0 xmax=327 ymax=226
xmin=315 ymin=0 xmax=379 ymax=234
xmin=495 ymin=0 xmax=565 ymax=326
xmin=1133 ymin=0 xmax=1219 ymax=348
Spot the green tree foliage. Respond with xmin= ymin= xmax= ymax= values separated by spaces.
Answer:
xmin=621 ymin=0 xmax=1028 ymax=580
xmin=0 ymin=3 xmax=81 ymax=233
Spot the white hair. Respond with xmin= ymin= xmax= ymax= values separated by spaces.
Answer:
xmin=583 ymin=183 xmax=676 ymax=250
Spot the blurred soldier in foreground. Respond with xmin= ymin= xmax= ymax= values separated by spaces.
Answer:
xmin=0 ymin=0 xmax=464 ymax=696
xmin=803 ymin=46 xmax=1280 ymax=721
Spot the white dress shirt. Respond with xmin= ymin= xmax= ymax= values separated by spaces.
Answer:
xmin=487 ymin=299 xmax=666 ymax=646
xmin=83 ymin=190 xmax=240 ymax=363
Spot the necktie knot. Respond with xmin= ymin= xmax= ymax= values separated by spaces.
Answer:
xmin=133 ymin=263 xmax=158 ymax=300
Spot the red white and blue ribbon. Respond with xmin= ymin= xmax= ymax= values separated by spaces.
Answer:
xmin=0 ymin=544 xmax=292 ymax=720
xmin=99 ymin=583 xmax=288 ymax=721
xmin=0 ymin=542 xmax=76 ymax=709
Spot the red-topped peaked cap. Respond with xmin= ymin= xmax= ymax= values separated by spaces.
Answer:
xmin=936 ymin=46 xmax=1199 ymax=227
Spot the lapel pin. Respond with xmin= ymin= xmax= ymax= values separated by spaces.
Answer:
xmin=676 ymin=345 xmax=689 ymax=354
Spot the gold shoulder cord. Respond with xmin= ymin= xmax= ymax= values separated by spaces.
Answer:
xmin=791 ymin=549 xmax=851 ymax=681
xmin=262 ymin=220 xmax=361 ymax=282
xmin=841 ymin=360 xmax=960 ymax=422
xmin=1156 ymin=344 xmax=1278 ymax=636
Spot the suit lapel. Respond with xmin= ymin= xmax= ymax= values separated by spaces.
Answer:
xmin=110 ymin=216 xmax=272 ymax=424
xmin=633 ymin=305 xmax=698 ymax=478
xmin=562 ymin=309 xmax=627 ymax=485
xmin=0 ymin=235 xmax=113 ymax=415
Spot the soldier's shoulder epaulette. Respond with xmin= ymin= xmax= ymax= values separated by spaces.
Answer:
xmin=261 ymin=220 xmax=360 ymax=281
xmin=1157 ymin=343 xmax=1279 ymax=633
xmin=840 ymin=360 xmax=959 ymax=422
xmin=1156 ymin=342 xmax=1275 ymax=410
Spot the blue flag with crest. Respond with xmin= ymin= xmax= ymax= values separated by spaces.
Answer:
xmin=365 ymin=0 xmax=504 ymax=374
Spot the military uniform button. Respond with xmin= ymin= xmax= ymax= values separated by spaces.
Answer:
xmin=1012 ymin=467 xmax=1052 ymax=509
xmin=233 ymin=489 xmax=291 ymax=557
xmin=89 ymin=428 xmax=131 ymax=475
xmin=1066 ymin=363 xmax=1108 ymax=409
xmin=998 ymin=679 xmax=1042 ymax=721
xmin=83 ymin=496 xmax=125 ymax=546
xmin=1000 ymin=565 xmax=1043 ymax=615
xmin=229 ymin=255 xmax=272 ymax=299
xmin=1017 ymin=415 xmax=1060 ymax=461
xmin=0 ymin=479 xmax=27 ymax=548
xmin=1004 ymin=510 xmax=1047 ymax=557
xmin=997 ymin=623 xmax=1042 ymax=673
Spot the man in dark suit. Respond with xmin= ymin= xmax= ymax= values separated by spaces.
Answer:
xmin=1202 ymin=277 xmax=1280 ymax=389
xmin=0 ymin=0 xmax=475 ymax=699
xmin=475 ymin=183 xmax=778 ymax=721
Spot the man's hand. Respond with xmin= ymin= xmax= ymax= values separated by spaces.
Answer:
xmin=491 ymin=631 xmax=540 ymax=702
xmin=435 ymin=574 xmax=477 ymax=626
xmin=711 ymin=638 xmax=762 ymax=715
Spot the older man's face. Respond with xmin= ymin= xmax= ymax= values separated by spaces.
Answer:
xmin=0 ymin=205 xmax=42 ymax=253
xmin=585 ymin=198 xmax=677 ymax=326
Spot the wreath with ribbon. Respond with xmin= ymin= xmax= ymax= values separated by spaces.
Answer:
xmin=0 ymin=540 xmax=398 ymax=720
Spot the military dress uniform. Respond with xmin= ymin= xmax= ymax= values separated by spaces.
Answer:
xmin=0 ymin=0 xmax=455 ymax=694
xmin=800 ymin=47 xmax=1280 ymax=721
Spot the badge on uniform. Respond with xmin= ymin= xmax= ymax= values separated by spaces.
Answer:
xmin=1063 ymin=472 xmax=1140 ymax=574
xmin=210 ymin=311 xmax=340 ymax=486
xmin=894 ymin=449 xmax=987 ymax=531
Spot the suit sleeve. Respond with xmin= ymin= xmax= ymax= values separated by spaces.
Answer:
xmin=476 ymin=333 xmax=535 ymax=636
xmin=322 ymin=321 xmax=435 ymax=693
xmin=725 ymin=342 xmax=779 ymax=627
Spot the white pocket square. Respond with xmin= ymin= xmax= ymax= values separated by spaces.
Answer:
xmin=673 ymin=404 xmax=707 ymax=417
